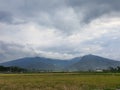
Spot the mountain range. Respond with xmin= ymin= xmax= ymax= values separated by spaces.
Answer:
xmin=0 ymin=54 xmax=120 ymax=71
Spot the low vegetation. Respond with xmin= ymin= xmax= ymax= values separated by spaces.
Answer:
xmin=103 ymin=66 xmax=120 ymax=73
xmin=0 ymin=66 xmax=27 ymax=73
xmin=0 ymin=73 xmax=120 ymax=90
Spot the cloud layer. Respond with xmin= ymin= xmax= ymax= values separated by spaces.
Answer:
xmin=0 ymin=0 xmax=120 ymax=62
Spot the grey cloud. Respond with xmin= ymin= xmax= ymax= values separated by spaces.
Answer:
xmin=0 ymin=11 xmax=13 ymax=24
xmin=1 ymin=0 xmax=120 ymax=25
xmin=81 ymin=34 xmax=120 ymax=60
xmin=21 ymin=0 xmax=66 ymax=12
xmin=0 ymin=0 xmax=120 ymax=61
xmin=0 ymin=0 xmax=68 ymax=26
xmin=67 ymin=0 xmax=120 ymax=23
xmin=0 ymin=0 xmax=66 ymax=17
xmin=68 ymin=0 xmax=120 ymax=7
xmin=0 ymin=11 xmax=26 ymax=24
xmin=0 ymin=41 xmax=35 ymax=62
xmin=0 ymin=54 xmax=6 ymax=62
xmin=0 ymin=41 xmax=76 ymax=62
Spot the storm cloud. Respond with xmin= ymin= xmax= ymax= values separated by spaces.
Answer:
xmin=0 ymin=0 xmax=120 ymax=62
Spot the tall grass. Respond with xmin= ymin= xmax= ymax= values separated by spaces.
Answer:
xmin=0 ymin=73 xmax=120 ymax=90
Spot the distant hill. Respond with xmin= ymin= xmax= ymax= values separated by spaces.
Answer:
xmin=0 ymin=57 xmax=79 ymax=71
xmin=0 ymin=57 xmax=55 ymax=71
xmin=0 ymin=54 xmax=120 ymax=71
xmin=68 ymin=54 xmax=120 ymax=71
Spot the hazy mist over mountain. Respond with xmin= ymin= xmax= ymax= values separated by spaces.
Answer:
xmin=0 ymin=0 xmax=120 ymax=62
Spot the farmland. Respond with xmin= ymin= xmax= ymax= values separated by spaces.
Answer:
xmin=0 ymin=73 xmax=120 ymax=90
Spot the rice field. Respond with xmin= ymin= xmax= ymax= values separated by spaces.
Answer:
xmin=0 ymin=73 xmax=120 ymax=90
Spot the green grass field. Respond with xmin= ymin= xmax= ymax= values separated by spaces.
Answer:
xmin=0 ymin=73 xmax=120 ymax=90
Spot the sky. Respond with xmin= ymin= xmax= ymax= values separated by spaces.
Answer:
xmin=0 ymin=0 xmax=120 ymax=62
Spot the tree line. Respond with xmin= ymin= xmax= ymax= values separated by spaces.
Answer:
xmin=0 ymin=66 xmax=27 ymax=73
xmin=103 ymin=66 xmax=120 ymax=73
xmin=1 ymin=65 xmax=120 ymax=73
